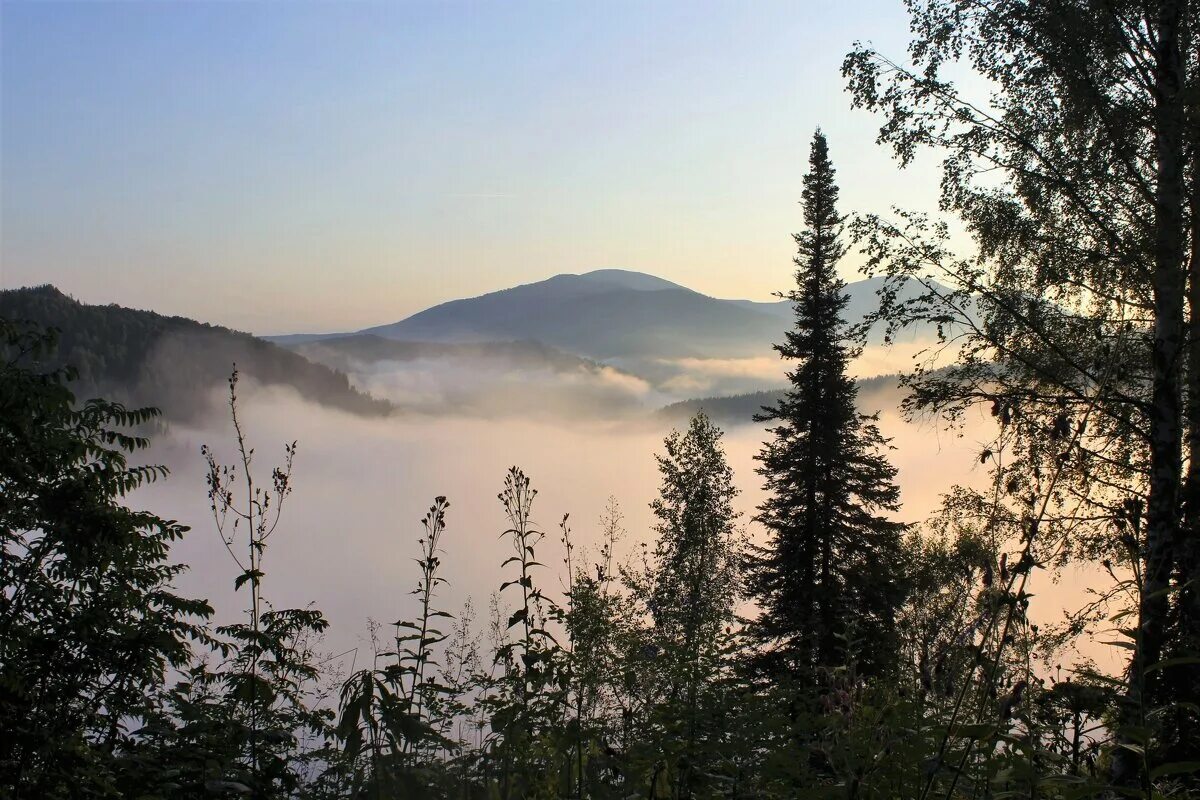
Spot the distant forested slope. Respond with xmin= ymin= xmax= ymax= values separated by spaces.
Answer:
xmin=0 ymin=285 xmax=393 ymax=419
xmin=659 ymin=373 xmax=905 ymax=426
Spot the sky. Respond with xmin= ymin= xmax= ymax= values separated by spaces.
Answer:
xmin=1 ymin=0 xmax=946 ymax=335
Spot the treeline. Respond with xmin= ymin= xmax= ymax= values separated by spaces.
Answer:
xmin=656 ymin=373 xmax=908 ymax=426
xmin=4 ymin=0 xmax=1200 ymax=798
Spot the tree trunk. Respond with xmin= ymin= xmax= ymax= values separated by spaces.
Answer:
xmin=1116 ymin=0 xmax=1189 ymax=786
xmin=1173 ymin=119 xmax=1200 ymax=767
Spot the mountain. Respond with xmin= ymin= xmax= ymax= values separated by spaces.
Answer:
xmin=1 ymin=272 xmax=939 ymax=423
xmin=657 ymin=373 xmax=907 ymax=427
xmin=293 ymin=269 xmax=932 ymax=361
xmin=353 ymin=269 xmax=781 ymax=359
xmin=658 ymin=389 xmax=788 ymax=426
xmin=726 ymin=276 xmax=913 ymax=323
xmin=0 ymin=285 xmax=393 ymax=420
xmin=575 ymin=268 xmax=688 ymax=292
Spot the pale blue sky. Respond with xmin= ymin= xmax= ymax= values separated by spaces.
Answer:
xmin=1 ymin=0 xmax=943 ymax=334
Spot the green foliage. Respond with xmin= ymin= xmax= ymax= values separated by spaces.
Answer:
xmin=185 ymin=372 xmax=343 ymax=799
xmin=641 ymin=413 xmax=742 ymax=798
xmin=844 ymin=0 xmax=1199 ymax=786
xmin=0 ymin=319 xmax=213 ymax=797
xmin=334 ymin=497 xmax=459 ymax=797
xmin=134 ymin=606 xmax=340 ymax=799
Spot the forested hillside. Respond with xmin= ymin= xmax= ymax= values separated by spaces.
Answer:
xmin=0 ymin=285 xmax=392 ymax=419
xmin=658 ymin=374 xmax=905 ymax=425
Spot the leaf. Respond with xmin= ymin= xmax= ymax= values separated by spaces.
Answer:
xmin=507 ymin=608 xmax=527 ymax=629
xmin=1150 ymin=761 xmax=1200 ymax=779
xmin=1119 ymin=725 xmax=1152 ymax=745
xmin=955 ymin=723 xmax=998 ymax=739
xmin=1071 ymin=668 xmax=1125 ymax=687
xmin=379 ymin=704 xmax=433 ymax=743
xmin=204 ymin=780 xmax=252 ymax=794
xmin=1112 ymin=742 xmax=1145 ymax=757
xmin=234 ymin=569 xmax=265 ymax=591
xmin=1146 ymin=656 xmax=1200 ymax=675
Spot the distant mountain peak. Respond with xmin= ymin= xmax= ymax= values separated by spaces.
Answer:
xmin=575 ymin=269 xmax=689 ymax=292
xmin=290 ymin=271 xmax=942 ymax=360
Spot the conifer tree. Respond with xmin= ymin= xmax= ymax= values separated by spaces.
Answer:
xmin=646 ymin=412 xmax=740 ymax=797
xmin=650 ymin=412 xmax=740 ymax=660
xmin=748 ymin=131 xmax=907 ymax=678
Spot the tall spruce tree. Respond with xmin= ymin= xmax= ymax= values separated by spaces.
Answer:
xmin=748 ymin=131 xmax=907 ymax=678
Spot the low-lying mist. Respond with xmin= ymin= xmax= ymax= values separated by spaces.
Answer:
xmin=132 ymin=343 xmax=1120 ymax=675
xmin=346 ymin=356 xmax=655 ymax=417
xmin=285 ymin=337 xmax=949 ymax=419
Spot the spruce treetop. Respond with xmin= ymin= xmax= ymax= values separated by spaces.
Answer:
xmin=749 ymin=130 xmax=907 ymax=678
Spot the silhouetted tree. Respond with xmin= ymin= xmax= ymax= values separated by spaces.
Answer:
xmin=650 ymin=413 xmax=740 ymax=662
xmin=844 ymin=0 xmax=1198 ymax=781
xmin=647 ymin=412 xmax=740 ymax=798
xmin=0 ymin=320 xmax=213 ymax=798
xmin=747 ymin=131 xmax=908 ymax=679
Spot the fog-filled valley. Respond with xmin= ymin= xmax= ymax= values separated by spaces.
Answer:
xmin=2 ymin=255 xmax=1151 ymax=797
xmin=129 ymin=348 xmax=1120 ymax=677
xmin=3 ymin=270 xmax=1125 ymax=682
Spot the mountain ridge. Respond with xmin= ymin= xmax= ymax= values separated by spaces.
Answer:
xmin=2 ymin=271 xmax=940 ymax=421
xmin=0 ymin=284 xmax=394 ymax=420
xmin=270 ymin=269 xmax=920 ymax=361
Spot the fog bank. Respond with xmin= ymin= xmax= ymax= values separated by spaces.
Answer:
xmin=134 ymin=374 xmax=1118 ymax=676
